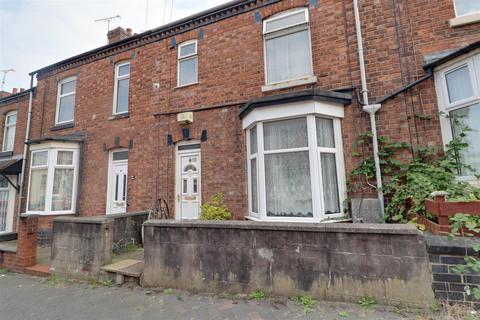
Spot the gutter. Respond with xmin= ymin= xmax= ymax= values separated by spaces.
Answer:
xmin=16 ymin=75 xmax=34 ymax=230
xmin=376 ymin=69 xmax=433 ymax=104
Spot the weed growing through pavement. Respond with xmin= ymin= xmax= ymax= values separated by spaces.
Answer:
xmin=249 ymin=289 xmax=266 ymax=301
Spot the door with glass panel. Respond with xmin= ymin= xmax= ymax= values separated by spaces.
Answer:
xmin=0 ymin=176 xmax=15 ymax=233
xmin=107 ymin=150 xmax=128 ymax=214
xmin=177 ymin=149 xmax=201 ymax=219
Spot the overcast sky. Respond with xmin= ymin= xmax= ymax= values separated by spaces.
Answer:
xmin=0 ymin=0 xmax=231 ymax=92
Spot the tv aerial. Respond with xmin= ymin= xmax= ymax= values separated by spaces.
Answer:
xmin=94 ymin=15 xmax=121 ymax=32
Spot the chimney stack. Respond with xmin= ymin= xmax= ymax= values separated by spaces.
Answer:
xmin=20 ymin=88 xmax=25 ymax=92
xmin=12 ymin=88 xmax=18 ymax=94
xmin=107 ymin=27 xmax=133 ymax=44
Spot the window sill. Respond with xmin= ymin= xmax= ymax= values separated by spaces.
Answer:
xmin=449 ymin=12 xmax=480 ymax=27
xmin=109 ymin=112 xmax=130 ymax=121
xmin=174 ymin=82 xmax=199 ymax=90
xmin=0 ymin=151 xmax=13 ymax=158
xmin=23 ymin=212 xmax=77 ymax=216
xmin=245 ymin=215 xmax=350 ymax=223
xmin=261 ymin=76 xmax=318 ymax=92
xmin=51 ymin=122 xmax=74 ymax=131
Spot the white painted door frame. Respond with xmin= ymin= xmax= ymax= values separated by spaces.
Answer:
xmin=175 ymin=141 xmax=201 ymax=220
xmin=106 ymin=149 xmax=128 ymax=215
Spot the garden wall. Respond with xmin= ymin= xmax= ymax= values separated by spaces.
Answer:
xmin=142 ymin=220 xmax=434 ymax=307
xmin=50 ymin=212 xmax=148 ymax=275
xmin=426 ymin=234 xmax=480 ymax=308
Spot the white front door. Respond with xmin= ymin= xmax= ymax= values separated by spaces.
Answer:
xmin=107 ymin=150 xmax=128 ymax=215
xmin=0 ymin=175 xmax=15 ymax=233
xmin=177 ymin=147 xmax=201 ymax=219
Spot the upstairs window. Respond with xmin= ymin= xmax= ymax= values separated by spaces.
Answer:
xmin=454 ymin=0 xmax=480 ymax=17
xmin=263 ymin=8 xmax=313 ymax=85
xmin=56 ymin=77 xmax=76 ymax=125
xmin=435 ymin=53 xmax=480 ymax=178
xmin=3 ymin=111 xmax=16 ymax=152
xmin=114 ymin=61 xmax=130 ymax=114
xmin=178 ymin=40 xmax=198 ymax=87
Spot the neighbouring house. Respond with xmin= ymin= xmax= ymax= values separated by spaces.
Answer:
xmin=0 ymin=89 xmax=30 ymax=235
xmin=1 ymin=0 xmax=479 ymax=243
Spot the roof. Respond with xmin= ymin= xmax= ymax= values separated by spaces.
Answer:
xmin=30 ymin=0 xmax=281 ymax=78
xmin=26 ymin=133 xmax=86 ymax=145
xmin=0 ymin=88 xmax=34 ymax=105
xmin=0 ymin=159 xmax=22 ymax=175
xmin=239 ymin=88 xmax=352 ymax=118
xmin=423 ymin=40 xmax=480 ymax=70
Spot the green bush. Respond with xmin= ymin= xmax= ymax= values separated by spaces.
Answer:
xmin=199 ymin=193 xmax=232 ymax=220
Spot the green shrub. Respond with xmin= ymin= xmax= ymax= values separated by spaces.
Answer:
xmin=199 ymin=193 xmax=232 ymax=220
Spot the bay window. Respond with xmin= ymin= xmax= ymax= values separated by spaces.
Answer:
xmin=27 ymin=143 xmax=79 ymax=214
xmin=246 ymin=110 xmax=346 ymax=221
xmin=263 ymin=8 xmax=314 ymax=87
xmin=435 ymin=52 xmax=480 ymax=179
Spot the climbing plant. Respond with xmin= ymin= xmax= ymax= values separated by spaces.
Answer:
xmin=349 ymin=117 xmax=480 ymax=222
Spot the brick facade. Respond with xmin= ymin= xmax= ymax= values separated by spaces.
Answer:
xmin=1 ymin=0 xmax=480 ymax=231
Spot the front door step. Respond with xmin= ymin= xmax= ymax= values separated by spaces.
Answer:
xmin=101 ymin=259 xmax=143 ymax=285
xmin=25 ymin=264 xmax=50 ymax=277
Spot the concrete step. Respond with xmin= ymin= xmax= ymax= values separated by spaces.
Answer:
xmin=101 ymin=259 xmax=143 ymax=285
xmin=25 ymin=264 xmax=50 ymax=277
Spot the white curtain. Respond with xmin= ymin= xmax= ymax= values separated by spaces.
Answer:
xmin=265 ymin=152 xmax=312 ymax=217
xmin=266 ymin=29 xmax=311 ymax=83
xmin=451 ymin=103 xmax=480 ymax=175
xmin=446 ymin=65 xmax=473 ymax=103
xmin=321 ymin=153 xmax=340 ymax=214
xmin=116 ymin=78 xmax=130 ymax=113
xmin=28 ymin=169 xmax=47 ymax=211
xmin=4 ymin=125 xmax=15 ymax=151
xmin=58 ymin=94 xmax=75 ymax=123
xmin=179 ymin=57 xmax=198 ymax=85
xmin=52 ymin=168 xmax=74 ymax=211
xmin=316 ymin=117 xmax=335 ymax=147
xmin=250 ymin=158 xmax=258 ymax=213
xmin=263 ymin=118 xmax=308 ymax=150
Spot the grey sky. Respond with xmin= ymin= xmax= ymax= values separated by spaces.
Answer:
xmin=0 ymin=0 xmax=231 ymax=92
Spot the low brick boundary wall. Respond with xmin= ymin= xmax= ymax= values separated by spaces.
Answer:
xmin=143 ymin=221 xmax=434 ymax=307
xmin=50 ymin=212 xmax=148 ymax=275
xmin=0 ymin=215 xmax=38 ymax=272
xmin=426 ymin=234 xmax=480 ymax=308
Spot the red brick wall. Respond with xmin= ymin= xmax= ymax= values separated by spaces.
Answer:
xmin=22 ymin=0 xmax=480 ymax=223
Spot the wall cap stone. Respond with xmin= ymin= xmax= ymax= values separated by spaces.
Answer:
xmin=53 ymin=211 xmax=149 ymax=224
xmin=143 ymin=220 xmax=421 ymax=235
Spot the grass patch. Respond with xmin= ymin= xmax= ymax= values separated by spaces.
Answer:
xmin=338 ymin=310 xmax=349 ymax=318
xmin=163 ymin=288 xmax=174 ymax=295
xmin=290 ymin=295 xmax=317 ymax=314
xmin=358 ymin=295 xmax=376 ymax=308
xmin=0 ymin=268 xmax=10 ymax=275
xmin=249 ymin=289 xmax=266 ymax=301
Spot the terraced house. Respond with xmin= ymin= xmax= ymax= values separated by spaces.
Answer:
xmin=0 ymin=0 xmax=479 ymax=242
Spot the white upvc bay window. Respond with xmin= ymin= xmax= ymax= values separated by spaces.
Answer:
xmin=27 ymin=142 xmax=80 ymax=215
xmin=244 ymin=101 xmax=346 ymax=222
xmin=263 ymin=8 xmax=314 ymax=86
xmin=435 ymin=51 xmax=480 ymax=180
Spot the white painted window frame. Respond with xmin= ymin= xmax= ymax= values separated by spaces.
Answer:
xmin=244 ymin=101 xmax=347 ymax=222
xmin=2 ymin=111 xmax=16 ymax=152
xmin=26 ymin=142 xmax=80 ymax=215
xmin=262 ymin=7 xmax=314 ymax=86
xmin=434 ymin=50 xmax=480 ymax=181
xmin=177 ymin=40 xmax=198 ymax=87
xmin=453 ymin=0 xmax=480 ymax=17
xmin=55 ymin=77 xmax=76 ymax=125
xmin=113 ymin=61 xmax=130 ymax=115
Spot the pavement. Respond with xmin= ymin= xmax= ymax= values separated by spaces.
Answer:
xmin=0 ymin=271 xmax=437 ymax=320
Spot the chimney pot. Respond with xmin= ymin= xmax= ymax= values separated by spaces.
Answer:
xmin=126 ymin=28 xmax=132 ymax=36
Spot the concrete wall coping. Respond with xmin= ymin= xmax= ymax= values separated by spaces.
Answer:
xmin=425 ymin=233 xmax=480 ymax=255
xmin=53 ymin=211 xmax=149 ymax=224
xmin=0 ymin=244 xmax=17 ymax=253
xmin=143 ymin=220 xmax=421 ymax=235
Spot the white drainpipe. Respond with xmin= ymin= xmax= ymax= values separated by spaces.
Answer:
xmin=16 ymin=74 xmax=34 ymax=230
xmin=353 ymin=0 xmax=385 ymax=216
